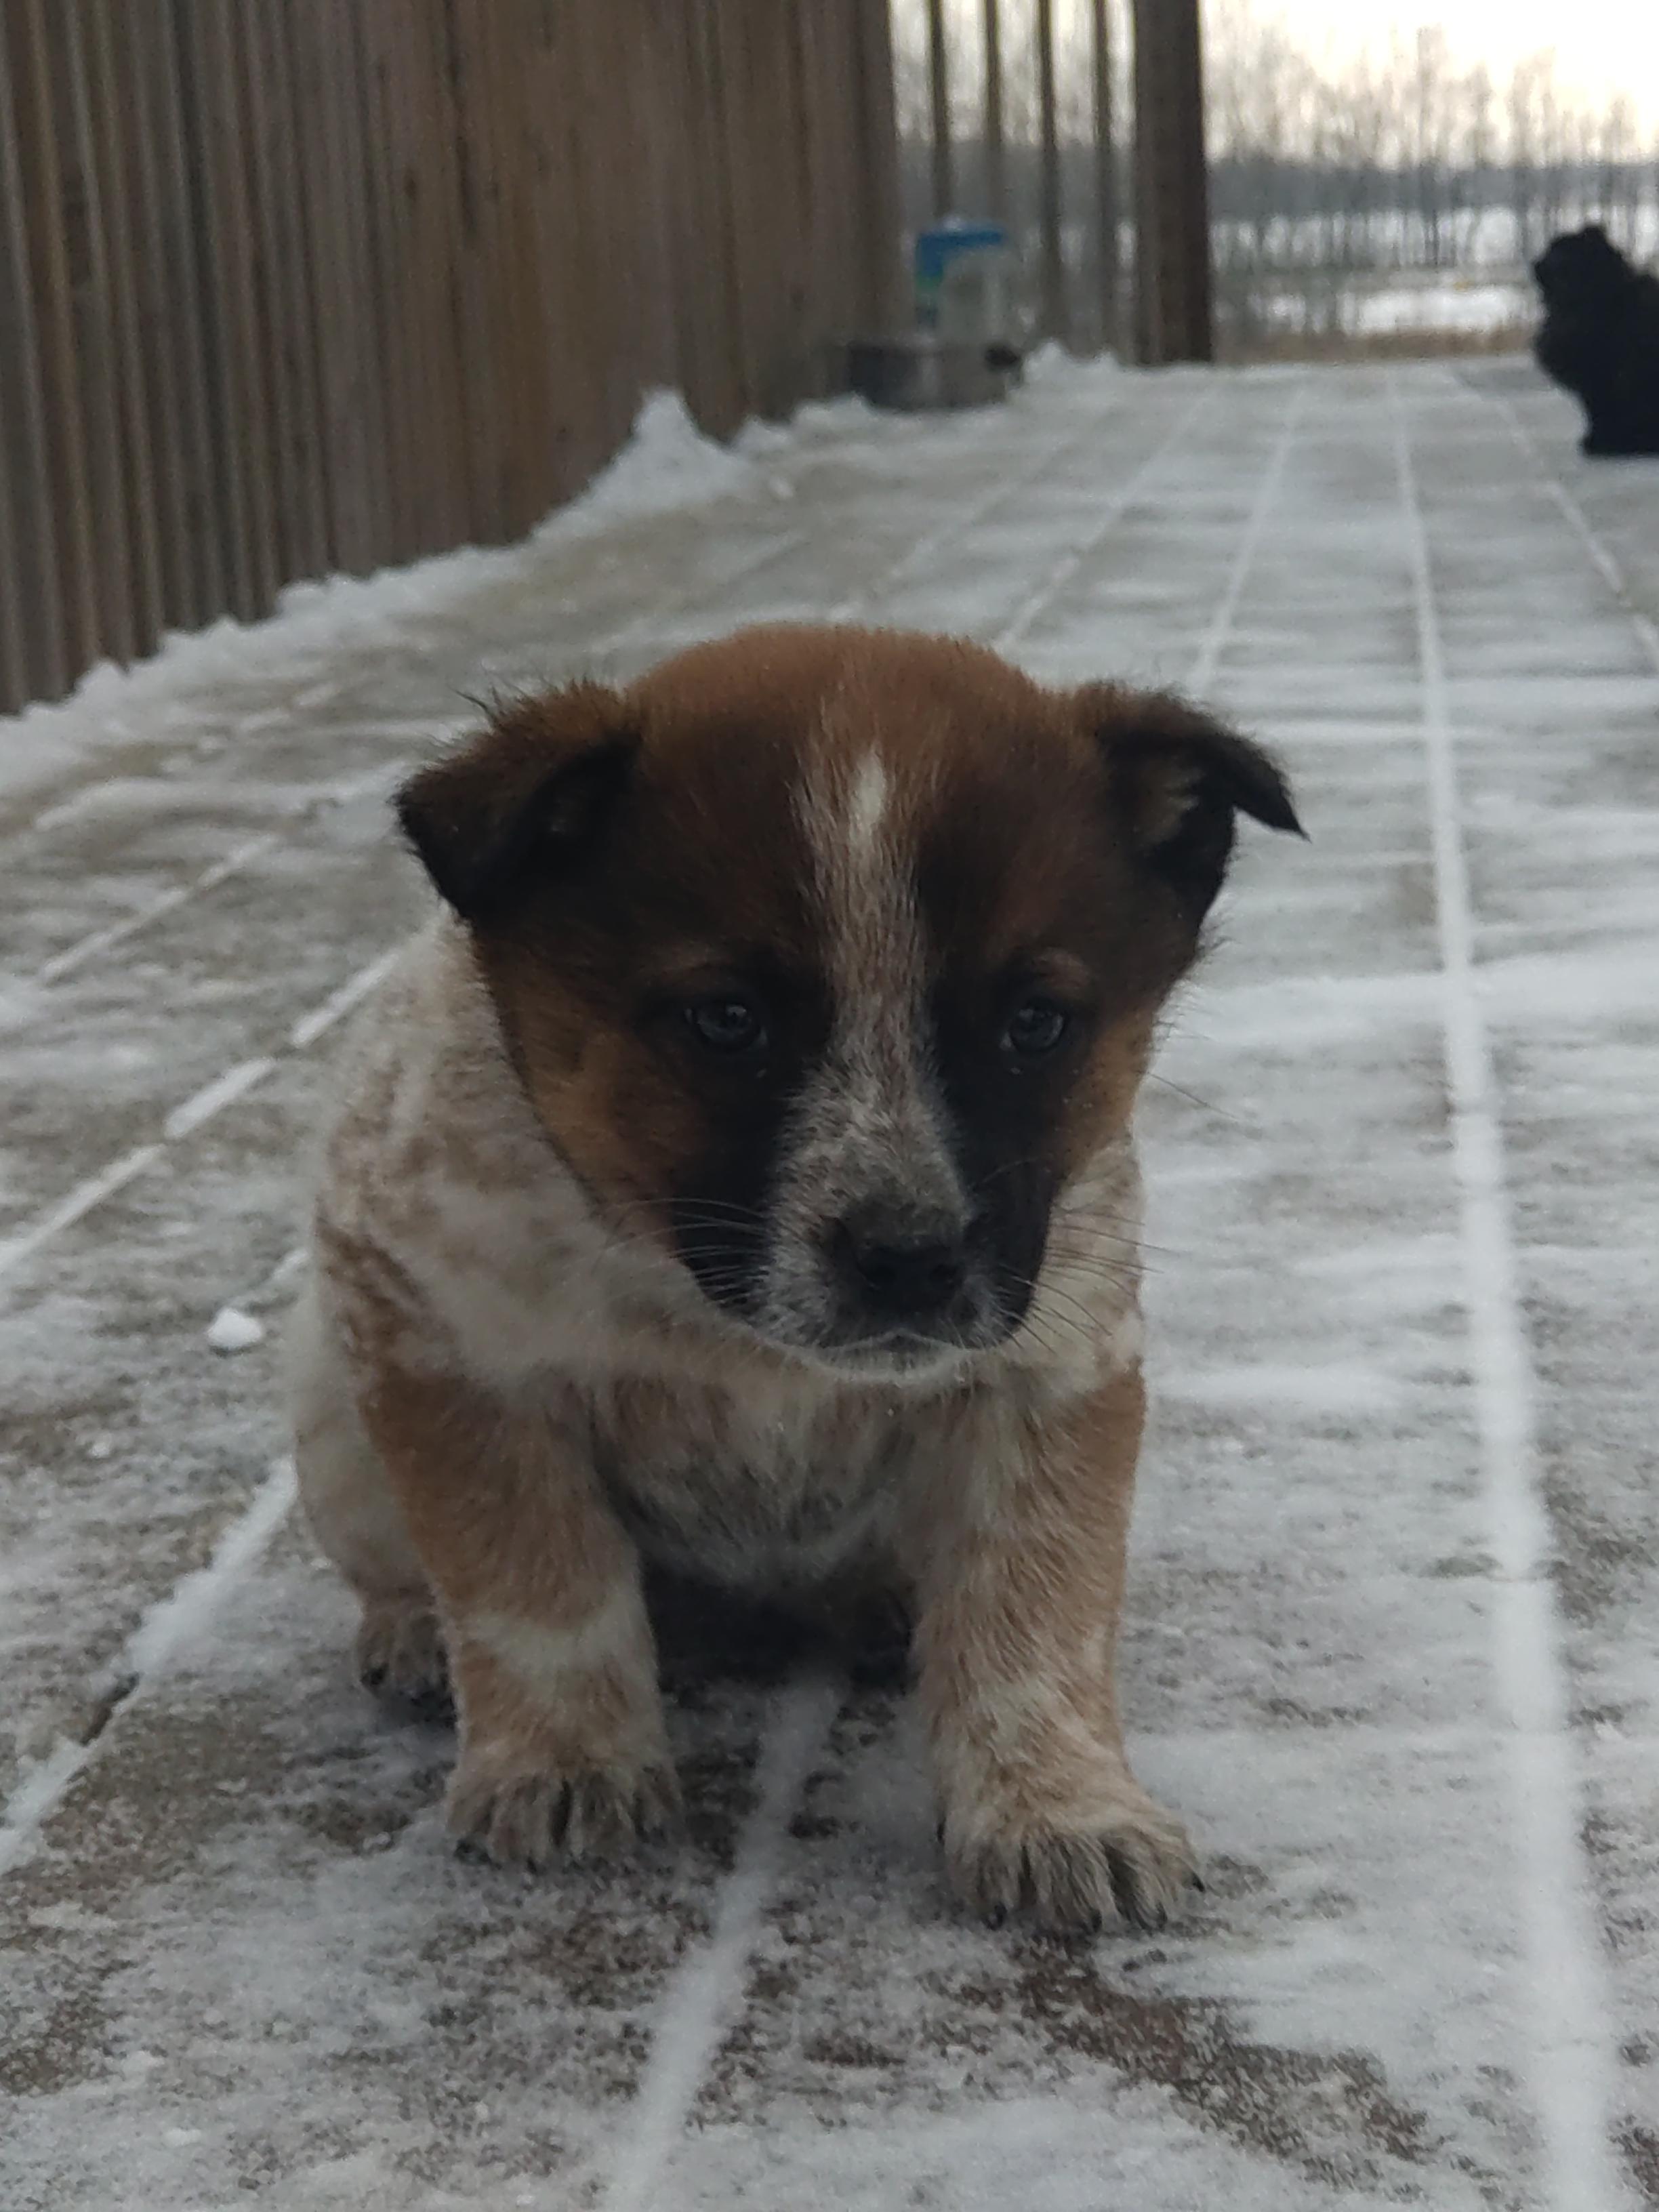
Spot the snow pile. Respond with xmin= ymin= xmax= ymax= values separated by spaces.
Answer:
xmin=1023 ymin=339 xmax=1123 ymax=388
xmin=205 ymin=1307 xmax=265 ymax=1354
xmin=544 ymin=390 xmax=760 ymax=535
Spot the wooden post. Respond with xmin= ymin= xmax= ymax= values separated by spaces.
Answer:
xmin=981 ymin=0 xmax=1004 ymax=225
xmin=1090 ymin=0 xmax=1119 ymax=351
xmin=926 ymin=0 xmax=952 ymax=217
xmin=851 ymin=0 xmax=906 ymax=333
xmin=1035 ymin=0 xmax=1065 ymax=341
xmin=1131 ymin=0 xmax=1213 ymax=363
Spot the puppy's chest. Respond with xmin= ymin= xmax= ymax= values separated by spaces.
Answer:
xmin=588 ymin=1377 xmax=914 ymax=1591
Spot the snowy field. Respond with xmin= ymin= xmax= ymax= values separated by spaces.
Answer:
xmin=1253 ymin=272 xmax=1534 ymax=337
xmin=3 ymin=356 xmax=1658 ymax=2209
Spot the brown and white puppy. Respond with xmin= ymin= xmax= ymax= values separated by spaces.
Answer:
xmin=292 ymin=623 xmax=1299 ymax=1935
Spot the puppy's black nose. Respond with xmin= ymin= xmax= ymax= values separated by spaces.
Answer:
xmin=834 ymin=1214 xmax=967 ymax=1319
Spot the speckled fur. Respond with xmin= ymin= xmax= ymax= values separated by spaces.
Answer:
xmin=292 ymin=624 xmax=1298 ymax=1931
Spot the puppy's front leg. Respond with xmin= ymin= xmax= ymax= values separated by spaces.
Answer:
xmin=907 ymin=1364 xmax=1195 ymax=1935
xmin=359 ymin=1359 xmax=678 ymax=1867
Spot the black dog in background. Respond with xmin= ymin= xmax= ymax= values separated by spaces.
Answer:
xmin=1532 ymin=224 xmax=1659 ymax=457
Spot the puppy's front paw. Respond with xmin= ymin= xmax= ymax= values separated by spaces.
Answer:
xmin=945 ymin=1782 xmax=1197 ymax=1936
xmin=356 ymin=1601 xmax=452 ymax=1721
xmin=446 ymin=1751 xmax=681 ymax=1870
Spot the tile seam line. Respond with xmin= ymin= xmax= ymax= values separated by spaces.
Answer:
xmin=592 ymin=375 xmax=1303 ymax=2212
xmin=596 ymin=1675 xmax=842 ymax=2212
xmin=1391 ymin=369 xmax=1635 ymax=2212
xmin=1187 ymin=375 xmax=1310 ymax=697
xmin=819 ymin=395 xmax=1133 ymax=623
xmin=26 ymin=775 xmax=409 ymax=990
xmin=994 ymin=384 xmax=1221 ymax=649
xmin=0 ymin=945 xmax=400 ymax=1288
xmin=1488 ymin=388 xmax=1659 ymax=674
xmin=0 ymin=1458 xmax=299 ymax=1881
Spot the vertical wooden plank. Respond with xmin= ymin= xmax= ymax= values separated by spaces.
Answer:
xmin=405 ymin=0 xmax=472 ymax=553
xmin=628 ymin=0 xmax=682 ymax=402
xmin=49 ymin=0 xmax=138 ymax=665
xmin=790 ymin=0 xmax=840 ymax=387
xmin=826 ymin=0 xmax=866 ymax=345
xmin=436 ymin=0 xmax=506 ymax=546
xmin=983 ymin=0 xmax=1007 ymax=224
xmin=595 ymin=0 xmax=658 ymax=458
xmin=350 ymin=0 xmax=417 ymax=561
xmin=545 ymin=0 xmax=637 ymax=493
xmin=221 ymin=0 xmax=287 ymax=607
xmin=337 ymin=0 xmax=396 ymax=567
xmin=1132 ymin=0 xmax=1214 ymax=363
xmin=475 ymin=0 xmax=536 ymax=535
xmin=710 ymin=0 xmax=767 ymax=424
xmin=0 ymin=294 xmax=28 ymax=708
xmin=848 ymin=0 xmax=906 ymax=335
xmin=1036 ymin=0 xmax=1068 ymax=342
xmin=290 ymin=0 xmax=386 ymax=572
xmin=700 ymin=0 xmax=752 ymax=435
xmin=241 ymin=0 xmax=330 ymax=583
xmin=80 ymin=0 xmax=165 ymax=659
xmin=363 ymin=0 xmax=465 ymax=558
xmin=114 ymin=3 xmax=194 ymax=634
xmin=659 ymin=0 xmax=743 ymax=437
xmin=1091 ymin=0 xmax=1120 ymax=351
xmin=138 ymin=0 xmax=226 ymax=628
xmin=375 ymin=0 xmax=432 ymax=555
xmin=539 ymin=0 xmax=611 ymax=502
xmin=925 ymin=0 xmax=952 ymax=217
xmin=5 ymin=0 xmax=100 ymax=687
xmin=167 ymin=0 xmax=258 ymax=617
xmin=0 ymin=389 xmax=28 ymax=712
xmin=0 ymin=5 xmax=66 ymax=702
xmin=485 ymin=0 xmax=560 ymax=535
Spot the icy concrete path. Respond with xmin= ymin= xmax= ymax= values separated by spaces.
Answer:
xmin=2 ymin=359 xmax=1656 ymax=2210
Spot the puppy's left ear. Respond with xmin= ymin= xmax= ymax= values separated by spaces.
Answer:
xmin=1081 ymin=684 xmax=1303 ymax=920
xmin=396 ymin=682 xmax=637 ymax=926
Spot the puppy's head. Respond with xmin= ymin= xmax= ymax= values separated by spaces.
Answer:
xmin=1534 ymin=224 xmax=1629 ymax=306
xmin=399 ymin=627 xmax=1299 ymax=1380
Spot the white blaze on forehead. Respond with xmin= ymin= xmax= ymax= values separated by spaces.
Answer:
xmin=797 ymin=725 xmax=915 ymax=1024
xmin=846 ymin=750 xmax=889 ymax=859
xmin=762 ymin=698 xmax=968 ymax=1314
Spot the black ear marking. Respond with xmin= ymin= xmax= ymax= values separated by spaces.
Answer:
xmin=1080 ymin=683 xmax=1303 ymax=920
xmin=395 ymin=682 xmax=638 ymax=924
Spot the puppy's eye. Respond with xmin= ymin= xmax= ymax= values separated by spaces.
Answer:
xmin=1002 ymin=998 xmax=1070 ymax=1057
xmin=685 ymin=994 xmax=766 ymax=1056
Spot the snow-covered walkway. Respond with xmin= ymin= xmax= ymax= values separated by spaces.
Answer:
xmin=3 ymin=358 xmax=1657 ymax=2210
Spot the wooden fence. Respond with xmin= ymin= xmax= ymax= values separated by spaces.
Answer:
xmin=0 ymin=0 xmax=903 ymax=714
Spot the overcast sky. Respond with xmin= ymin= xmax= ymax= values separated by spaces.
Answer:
xmin=1237 ymin=1 xmax=1659 ymax=127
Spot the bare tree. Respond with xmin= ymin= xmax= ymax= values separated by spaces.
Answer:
xmin=887 ymin=0 xmax=1658 ymax=356
xmin=1450 ymin=62 xmax=1494 ymax=266
xmin=1404 ymin=27 xmax=1456 ymax=270
xmin=1593 ymin=94 xmax=1640 ymax=249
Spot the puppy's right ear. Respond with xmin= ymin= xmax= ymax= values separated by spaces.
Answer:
xmin=396 ymin=683 xmax=637 ymax=925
